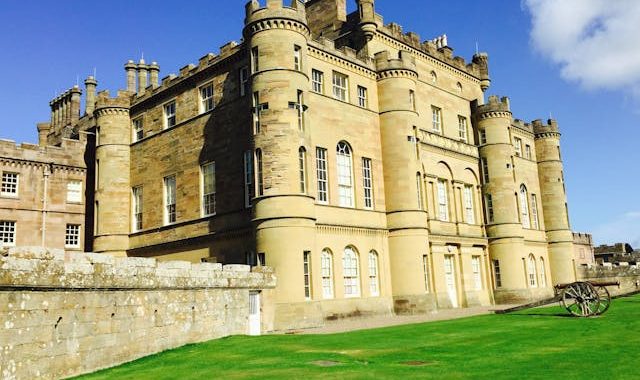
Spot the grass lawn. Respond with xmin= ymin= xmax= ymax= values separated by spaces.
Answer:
xmin=76 ymin=294 xmax=640 ymax=379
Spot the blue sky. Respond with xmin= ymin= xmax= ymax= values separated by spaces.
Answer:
xmin=1 ymin=0 xmax=638 ymax=246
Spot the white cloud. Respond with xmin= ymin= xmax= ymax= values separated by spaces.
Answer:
xmin=592 ymin=211 xmax=640 ymax=247
xmin=524 ymin=0 xmax=640 ymax=93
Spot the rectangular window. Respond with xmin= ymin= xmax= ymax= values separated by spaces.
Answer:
xmin=362 ymin=158 xmax=373 ymax=209
xmin=294 ymin=45 xmax=302 ymax=71
xmin=531 ymin=194 xmax=540 ymax=229
xmin=437 ymin=179 xmax=449 ymax=221
xmin=493 ymin=259 xmax=502 ymax=288
xmin=244 ymin=151 xmax=254 ymax=208
xmin=409 ymin=90 xmax=416 ymax=111
xmin=368 ymin=253 xmax=379 ymax=296
xmin=296 ymin=90 xmax=304 ymax=130
xmin=316 ymin=147 xmax=328 ymax=203
xmin=321 ymin=251 xmax=333 ymax=299
xmin=332 ymin=71 xmax=348 ymax=101
xmin=255 ymin=149 xmax=264 ymax=196
xmin=1 ymin=172 xmax=18 ymax=197
xmin=132 ymin=186 xmax=143 ymax=232
xmin=481 ymin=157 xmax=490 ymax=183
xmin=525 ymin=144 xmax=532 ymax=160
xmin=485 ymin=194 xmax=494 ymax=223
xmin=464 ymin=185 xmax=475 ymax=224
xmin=431 ymin=106 xmax=442 ymax=133
xmin=66 ymin=180 xmax=82 ymax=203
xmin=299 ymin=148 xmax=306 ymax=194
xmin=133 ymin=117 xmax=144 ymax=142
xmin=253 ymin=92 xmax=261 ymax=134
xmin=480 ymin=129 xmax=487 ymax=144
xmin=65 ymin=224 xmax=80 ymax=248
xmin=164 ymin=101 xmax=176 ymax=129
xmin=251 ymin=47 xmax=259 ymax=73
xmin=514 ymin=137 xmax=522 ymax=157
xmin=416 ymin=173 xmax=423 ymax=210
xmin=164 ymin=175 xmax=176 ymax=224
xmin=201 ymin=162 xmax=216 ymax=216
xmin=0 ymin=221 xmax=16 ymax=246
xmin=422 ymin=255 xmax=430 ymax=292
xmin=312 ymin=69 xmax=324 ymax=93
xmin=357 ymin=86 xmax=368 ymax=108
xmin=239 ymin=67 xmax=249 ymax=97
xmin=458 ymin=116 xmax=468 ymax=142
xmin=200 ymin=82 xmax=214 ymax=113
xmin=472 ymin=256 xmax=482 ymax=290
xmin=303 ymin=251 xmax=311 ymax=300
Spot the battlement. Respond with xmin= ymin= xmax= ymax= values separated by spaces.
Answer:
xmin=475 ymin=95 xmax=511 ymax=115
xmin=532 ymin=118 xmax=559 ymax=135
xmin=95 ymin=90 xmax=132 ymax=110
xmin=377 ymin=22 xmax=489 ymax=80
xmin=512 ymin=119 xmax=534 ymax=133
xmin=573 ymin=232 xmax=593 ymax=245
xmin=0 ymin=133 xmax=88 ymax=169
xmin=245 ymin=0 xmax=307 ymax=26
xmin=374 ymin=50 xmax=416 ymax=74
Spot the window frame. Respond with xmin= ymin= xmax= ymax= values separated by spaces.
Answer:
xmin=437 ymin=179 xmax=449 ymax=221
xmin=531 ymin=193 xmax=540 ymax=229
xmin=472 ymin=256 xmax=482 ymax=290
xmin=303 ymin=250 xmax=312 ymax=300
xmin=298 ymin=147 xmax=307 ymax=194
xmin=163 ymin=100 xmax=176 ymax=129
xmin=368 ymin=251 xmax=380 ymax=297
xmin=514 ymin=137 xmax=523 ymax=157
xmin=312 ymin=69 xmax=324 ymax=94
xmin=520 ymin=185 xmax=531 ymax=229
xmin=357 ymin=85 xmax=368 ymax=108
xmin=132 ymin=117 xmax=144 ymax=142
xmin=336 ymin=141 xmax=354 ymax=208
xmin=493 ymin=259 xmax=502 ymax=288
xmin=321 ymin=249 xmax=334 ymax=299
xmin=65 ymin=224 xmax=81 ymax=249
xmin=1 ymin=172 xmax=19 ymax=197
xmin=316 ymin=147 xmax=329 ymax=204
xmin=463 ymin=184 xmax=475 ymax=224
xmin=294 ymin=45 xmax=302 ymax=71
xmin=343 ymin=247 xmax=360 ymax=298
xmin=332 ymin=71 xmax=348 ymax=102
xmin=458 ymin=115 xmax=468 ymax=142
xmin=422 ymin=254 xmax=431 ymax=292
xmin=66 ymin=180 xmax=83 ymax=204
xmin=201 ymin=162 xmax=216 ymax=217
xmin=132 ymin=186 xmax=143 ymax=232
xmin=163 ymin=175 xmax=177 ymax=225
xmin=431 ymin=106 xmax=442 ymax=133
xmin=239 ymin=66 xmax=249 ymax=97
xmin=362 ymin=158 xmax=373 ymax=209
xmin=244 ymin=151 xmax=254 ymax=208
xmin=527 ymin=254 xmax=538 ymax=288
xmin=199 ymin=81 xmax=215 ymax=113
xmin=0 ymin=220 xmax=16 ymax=247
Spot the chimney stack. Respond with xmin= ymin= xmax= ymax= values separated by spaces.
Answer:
xmin=37 ymin=123 xmax=51 ymax=146
xmin=84 ymin=76 xmax=98 ymax=115
xmin=137 ymin=59 xmax=148 ymax=95
xmin=149 ymin=61 xmax=160 ymax=88
xmin=125 ymin=60 xmax=137 ymax=93
xmin=70 ymin=86 xmax=82 ymax=125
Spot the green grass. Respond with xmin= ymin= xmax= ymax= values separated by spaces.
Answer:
xmin=76 ymin=294 xmax=640 ymax=379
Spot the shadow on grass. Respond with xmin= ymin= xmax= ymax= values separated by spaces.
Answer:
xmin=502 ymin=312 xmax=575 ymax=318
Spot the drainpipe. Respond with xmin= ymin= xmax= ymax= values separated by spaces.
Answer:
xmin=42 ymin=164 xmax=51 ymax=247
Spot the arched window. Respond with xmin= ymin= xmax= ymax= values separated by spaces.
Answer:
xmin=321 ymin=249 xmax=334 ymax=299
xmin=298 ymin=147 xmax=307 ymax=194
xmin=368 ymin=251 xmax=380 ymax=296
xmin=430 ymin=70 xmax=437 ymax=84
xmin=343 ymin=246 xmax=360 ymax=297
xmin=255 ymin=149 xmax=263 ymax=196
xmin=539 ymin=257 xmax=546 ymax=287
xmin=519 ymin=184 xmax=530 ymax=228
xmin=527 ymin=254 xmax=537 ymax=287
xmin=337 ymin=141 xmax=354 ymax=207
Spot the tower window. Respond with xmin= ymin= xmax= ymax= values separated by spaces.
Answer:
xmin=1 ymin=172 xmax=18 ymax=197
xmin=409 ymin=90 xmax=416 ymax=111
xmin=422 ymin=255 xmax=431 ymax=292
xmin=299 ymin=147 xmax=307 ymax=194
xmin=485 ymin=194 xmax=494 ymax=223
xmin=480 ymin=129 xmax=487 ymax=144
xmin=199 ymin=82 xmax=215 ymax=113
xmin=431 ymin=106 xmax=442 ymax=133
xmin=416 ymin=172 xmax=423 ymax=210
xmin=481 ymin=157 xmax=490 ymax=183
xmin=163 ymin=101 xmax=176 ymax=129
xmin=296 ymin=90 xmax=304 ymax=130
xmin=163 ymin=175 xmax=176 ymax=224
xmin=493 ymin=259 xmax=502 ymax=288
xmin=239 ymin=67 xmax=249 ymax=97
xmin=255 ymin=149 xmax=264 ymax=196
xmin=251 ymin=47 xmax=259 ymax=73
xmin=525 ymin=144 xmax=532 ymax=160
xmin=253 ymin=92 xmax=261 ymax=134
xmin=316 ymin=147 xmax=328 ymax=203
xmin=332 ymin=71 xmax=348 ymax=102
xmin=303 ymin=251 xmax=311 ymax=300
xmin=294 ymin=45 xmax=302 ymax=71
xmin=514 ymin=137 xmax=522 ymax=157
xmin=244 ymin=151 xmax=254 ymax=208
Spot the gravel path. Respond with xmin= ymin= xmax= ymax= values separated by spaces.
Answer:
xmin=276 ymin=304 xmax=520 ymax=335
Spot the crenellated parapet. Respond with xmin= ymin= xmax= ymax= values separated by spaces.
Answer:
xmin=533 ymin=119 xmax=560 ymax=138
xmin=474 ymin=95 xmax=512 ymax=120
xmin=94 ymin=90 xmax=131 ymax=114
xmin=49 ymin=86 xmax=82 ymax=131
xmin=374 ymin=50 xmax=417 ymax=79
xmin=244 ymin=0 xmax=309 ymax=37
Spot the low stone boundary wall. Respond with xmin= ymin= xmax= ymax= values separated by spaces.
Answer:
xmin=0 ymin=247 xmax=275 ymax=380
xmin=578 ymin=265 xmax=640 ymax=296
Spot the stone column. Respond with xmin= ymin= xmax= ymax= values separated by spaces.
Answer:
xmin=84 ymin=76 xmax=98 ymax=115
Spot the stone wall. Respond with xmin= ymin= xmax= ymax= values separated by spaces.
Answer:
xmin=0 ymin=247 xmax=275 ymax=380
xmin=578 ymin=265 xmax=640 ymax=296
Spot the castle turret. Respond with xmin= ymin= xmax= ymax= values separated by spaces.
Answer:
xmin=472 ymin=53 xmax=491 ymax=93
xmin=93 ymin=91 xmax=131 ymax=256
xmin=84 ymin=76 xmax=97 ymax=115
xmin=244 ymin=0 xmax=316 ymax=329
xmin=533 ymin=119 xmax=575 ymax=284
xmin=357 ymin=0 xmax=377 ymax=41
xmin=375 ymin=50 xmax=431 ymax=310
xmin=475 ymin=96 xmax=530 ymax=302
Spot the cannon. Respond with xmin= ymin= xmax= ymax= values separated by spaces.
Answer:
xmin=495 ymin=281 xmax=619 ymax=317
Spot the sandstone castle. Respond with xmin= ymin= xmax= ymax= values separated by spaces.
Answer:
xmin=0 ymin=0 xmax=582 ymax=331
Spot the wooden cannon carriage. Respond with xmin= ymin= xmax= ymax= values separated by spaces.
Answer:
xmin=496 ymin=281 xmax=619 ymax=317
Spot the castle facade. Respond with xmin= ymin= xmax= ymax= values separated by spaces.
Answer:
xmin=1 ymin=0 xmax=577 ymax=331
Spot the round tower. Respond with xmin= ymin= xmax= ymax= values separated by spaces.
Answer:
xmin=533 ymin=119 xmax=575 ymax=284
xmin=475 ymin=96 xmax=529 ymax=302
xmin=357 ymin=0 xmax=377 ymax=41
xmin=375 ymin=50 xmax=430 ymax=311
xmin=93 ymin=92 xmax=131 ymax=256
xmin=244 ymin=0 xmax=316 ymax=327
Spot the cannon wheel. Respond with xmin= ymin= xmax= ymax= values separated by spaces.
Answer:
xmin=594 ymin=285 xmax=611 ymax=315
xmin=561 ymin=282 xmax=600 ymax=317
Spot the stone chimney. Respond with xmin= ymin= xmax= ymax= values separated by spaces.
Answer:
xmin=70 ymin=86 xmax=82 ymax=125
xmin=149 ymin=61 xmax=160 ymax=88
xmin=125 ymin=60 xmax=137 ymax=93
xmin=137 ymin=59 xmax=148 ymax=95
xmin=37 ymin=123 xmax=51 ymax=146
